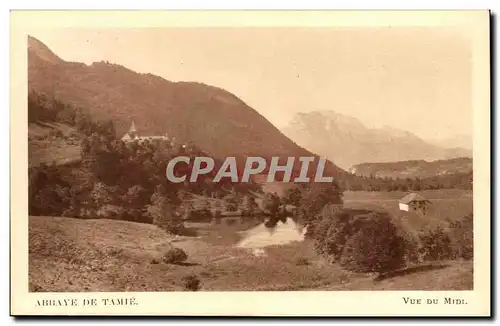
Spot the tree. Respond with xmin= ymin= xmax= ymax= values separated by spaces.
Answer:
xmin=401 ymin=231 xmax=421 ymax=264
xmin=339 ymin=213 xmax=406 ymax=273
xmin=223 ymin=192 xmax=240 ymax=212
xmin=163 ymin=247 xmax=188 ymax=264
xmin=188 ymin=197 xmax=212 ymax=222
xmin=262 ymin=192 xmax=282 ymax=227
xmin=55 ymin=105 xmax=77 ymax=125
xmin=313 ymin=211 xmax=347 ymax=259
xmin=449 ymin=213 xmax=473 ymax=260
xmin=29 ymin=164 xmax=71 ymax=216
xmin=90 ymin=182 xmax=114 ymax=208
xmin=199 ymin=197 xmax=212 ymax=211
xmin=124 ymin=185 xmax=148 ymax=206
xmin=31 ymin=186 xmax=67 ymax=216
xmin=412 ymin=177 xmax=422 ymax=191
xmin=146 ymin=192 xmax=184 ymax=234
xmin=283 ymin=186 xmax=302 ymax=207
xmin=75 ymin=111 xmax=93 ymax=136
xmin=298 ymin=182 xmax=343 ymax=237
xmin=182 ymin=274 xmax=201 ymax=291
xmin=241 ymin=195 xmax=258 ymax=217
xmin=213 ymin=199 xmax=223 ymax=213
xmin=313 ymin=208 xmax=407 ymax=274
xmin=418 ymin=226 xmax=453 ymax=261
xmin=96 ymin=120 xmax=116 ymax=141
xmin=262 ymin=192 xmax=280 ymax=215
xmin=181 ymin=200 xmax=195 ymax=220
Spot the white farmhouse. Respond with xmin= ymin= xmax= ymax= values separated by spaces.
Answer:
xmin=398 ymin=193 xmax=431 ymax=215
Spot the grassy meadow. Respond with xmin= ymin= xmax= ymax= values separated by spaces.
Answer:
xmin=28 ymin=122 xmax=81 ymax=167
xmin=343 ymin=190 xmax=473 ymax=232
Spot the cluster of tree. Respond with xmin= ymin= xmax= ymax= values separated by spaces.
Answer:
xmin=313 ymin=209 xmax=407 ymax=273
xmin=417 ymin=214 xmax=473 ymax=261
xmin=28 ymin=90 xmax=79 ymax=125
xmin=260 ymin=182 xmax=344 ymax=233
xmin=145 ymin=185 xmax=186 ymax=234
xmin=271 ymin=180 xmax=472 ymax=274
xmin=28 ymin=93 xmax=471 ymax=240
xmin=28 ymin=90 xmax=119 ymax=141
xmin=28 ymin=96 xmax=266 ymax=233
xmin=311 ymin=208 xmax=473 ymax=274
xmin=29 ymin=163 xmax=72 ymax=216
xmin=340 ymin=172 xmax=473 ymax=192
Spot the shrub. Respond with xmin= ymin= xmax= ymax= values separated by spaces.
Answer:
xmin=401 ymin=231 xmax=421 ymax=264
xmin=313 ymin=208 xmax=406 ymax=273
xmin=263 ymin=218 xmax=275 ymax=228
xmin=182 ymin=274 xmax=201 ymax=291
xmin=312 ymin=215 xmax=334 ymax=255
xmin=418 ymin=226 xmax=453 ymax=261
xmin=165 ymin=221 xmax=188 ymax=235
xmin=147 ymin=196 xmax=185 ymax=235
xmin=449 ymin=213 xmax=473 ymax=260
xmin=163 ymin=247 xmax=188 ymax=264
xmin=339 ymin=212 xmax=406 ymax=273
xmin=241 ymin=195 xmax=258 ymax=217
xmin=223 ymin=193 xmax=241 ymax=212
xmin=262 ymin=192 xmax=281 ymax=216
xmin=313 ymin=208 xmax=373 ymax=261
xmin=295 ymin=257 xmax=310 ymax=266
xmin=123 ymin=185 xmax=149 ymax=208
xmin=29 ymin=165 xmax=71 ymax=216
xmin=298 ymin=183 xmax=343 ymax=238
xmin=91 ymin=182 xmax=114 ymax=207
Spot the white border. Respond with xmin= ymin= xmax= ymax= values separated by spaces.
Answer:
xmin=4 ymin=2 xmax=498 ymax=325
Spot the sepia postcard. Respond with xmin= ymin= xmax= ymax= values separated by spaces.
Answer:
xmin=10 ymin=10 xmax=491 ymax=316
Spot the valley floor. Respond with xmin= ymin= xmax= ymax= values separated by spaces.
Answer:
xmin=29 ymin=215 xmax=473 ymax=292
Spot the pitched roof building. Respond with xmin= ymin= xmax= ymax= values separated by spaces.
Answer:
xmin=121 ymin=120 xmax=170 ymax=143
xmin=398 ymin=193 xmax=431 ymax=214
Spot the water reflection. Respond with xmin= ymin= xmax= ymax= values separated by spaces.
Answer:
xmin=235 ymin=218 xmax=307 ymax=249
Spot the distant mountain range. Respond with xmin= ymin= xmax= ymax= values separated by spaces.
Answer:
xmin=427 ymin=134 xmax=472 ymax=152
xmin=281 ymin=111 xmax=472 ymax=170
xmin=349 ymin=157 xmax=473 ymax=179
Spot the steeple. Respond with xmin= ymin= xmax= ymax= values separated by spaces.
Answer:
xmin=124 ymin=120 xmax=138 ymax=140
xmin=129 ymin=120 xmax=137 ymax=133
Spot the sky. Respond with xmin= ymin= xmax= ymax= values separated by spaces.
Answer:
xmin=28 ymin=27 xmax=472 ymax=142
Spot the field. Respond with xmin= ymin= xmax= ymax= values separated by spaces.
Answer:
xmin=28 ymin=122 xmax=81 ymax=167
xmin=29 ymin=188 xmax=474 ymax=292
xmin=343 ymin=190 xmax=473 ymax=233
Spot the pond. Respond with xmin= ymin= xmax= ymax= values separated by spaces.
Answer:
xmin=235 ymin=218 xmax=307 ymax=249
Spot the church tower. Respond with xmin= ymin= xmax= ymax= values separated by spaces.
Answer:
xmin=128 ymin=120 xmax=138 ymax=139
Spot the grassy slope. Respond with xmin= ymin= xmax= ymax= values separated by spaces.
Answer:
xmin=28 ymin=122 xmax=81 ymax=167
xmin=324 ymin=261 xmax=473 ymax=290
xmin=29 ymin=215 xmax=472 ymax=292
